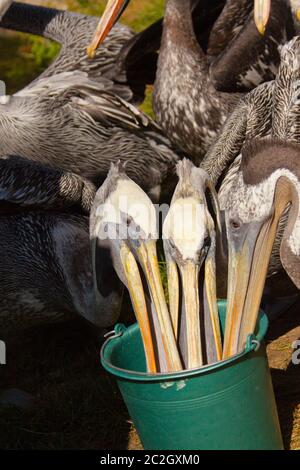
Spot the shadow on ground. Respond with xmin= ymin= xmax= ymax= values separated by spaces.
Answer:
xmin=0 ymin=302 xmax=140 ymax=449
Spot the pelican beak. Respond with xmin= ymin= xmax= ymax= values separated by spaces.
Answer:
xmin=254 ymin=0 xmax=271 ymax=35
xmin=165 ymin=258 xmax=179 ymax=339
xmin=223 ymin=180 xmax=291 ymax=358
xmin=296 ymin=8 xmax=300 ymax=21
xmin=179 ymin=261 xmax=203 ymax=369
xmin=223 ymin=221 xmax=270 ymax=358
xmin=87 ymin=0 xmax=129 ymax=58
xmin=204 ymin=248 xmax=223 ymax=362
xmin=166 ymin=239 xmax=221 ymax=368
xmin=120 ymin=243 xmax=157 ymax=373
xmin=136 ymin=239 xmax=182 ymax=372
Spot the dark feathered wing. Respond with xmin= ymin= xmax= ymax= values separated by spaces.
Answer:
xmin=210 ymin=0 xmax=290 ymax=92
xmin=0 ymin=156 xmax=96 ymax=214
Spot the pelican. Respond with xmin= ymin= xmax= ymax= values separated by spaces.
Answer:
xmin=223 ymin=139 xmax=300 ymax=357
xmin=201 ymin=35 xmax=300 ymax=191
xmin=0 ymin=71 xmax=180 ymax=201
xmin=162 ymin=159 xmax=222 ymax=368
xmin=90 ymin=161 xmax=182 ymax=373
xmin=0 ymin=156 xmax=126 ymax=409
xmin=110 ymin=0 xmax=226 ymax=95
xmin=0 ymin=1 xmax=154 ymax=103
xmin=0 ymin=156 xmax=125 ymax=335
xmin=88 ymin=0 xmax=289 ymax=164
xmin=199 ymin=36 xmax=300 ymax=355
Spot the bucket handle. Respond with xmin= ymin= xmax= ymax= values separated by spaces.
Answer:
xmin=107 ymin=324 xmax=261 ymax=353
xmin=245 ymin=334 xmax=261 ymax=353
xmin=101 ymin=324 xmax=264 ymax=381
xmin=104 ymin=323 xmax=127 ymax=340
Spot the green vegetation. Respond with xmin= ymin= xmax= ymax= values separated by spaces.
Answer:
xmin=0 ymin=34 xmax=57 ymax=94
xmin=68 ymin=0 xmax=164 ymax=31
xmin=0 ymin=0 xmax=164 ymax=114
xmin=29 ymin=35 xmax=61 ymax=70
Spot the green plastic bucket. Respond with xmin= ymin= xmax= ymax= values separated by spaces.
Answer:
xmin=101 ymin=300 xmax=283 ymax=450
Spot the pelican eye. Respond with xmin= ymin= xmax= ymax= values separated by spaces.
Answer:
xmin=230 ymin=218 xmax=241 ymax=230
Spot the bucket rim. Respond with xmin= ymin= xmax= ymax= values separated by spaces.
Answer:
xmin=100 ymin=300 xmax=269 ymax=382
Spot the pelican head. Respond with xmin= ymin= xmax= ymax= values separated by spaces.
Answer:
xmin=87 ymin=0 xmax=130 ymax=58
xmin=90 ymin=161 xmax=182 ymax=373
xmin=223 ymin=139 xmax=300 ymax=358
xmin=163 ymin=159 xmax=222 ymax=368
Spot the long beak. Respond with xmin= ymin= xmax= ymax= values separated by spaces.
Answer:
xmin=222 ymin=231 xmax=255 ymax=359
xmin=179 ymin=261 xmax=203 ymax=369
xmin=137 ymin=240 xmax=182 ymax=372
xmin=165 ymin=258 xmax=179 ymax=339
xmin=254 ymin=0 xmax=271 ymax=35
xmin=87 ymin=0 xmax=127 ymax=58
xmin=120 ymin=243 xmax=157 ymax=373
xmin=223 ymin=179 xmax=291 ymax=359
xmin=165 ymin=242 xmax=221 ymax=367
xmin=204 ymin=252 xmax=222 ymax=362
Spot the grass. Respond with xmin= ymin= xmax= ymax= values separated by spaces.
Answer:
xmin=0 ymin=35 xmax=59 ymax=94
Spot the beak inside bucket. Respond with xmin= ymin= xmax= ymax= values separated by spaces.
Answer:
xmin=100 ymin=300 xmax=282 ymax=450
xmin=101 ymin=300 xmax=269 ymax=381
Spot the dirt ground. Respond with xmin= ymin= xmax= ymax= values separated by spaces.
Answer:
xmin=0 ymin=297 xmax=299 ymax=450
xmin=265 ymin=301 xmax=300 ymax=450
